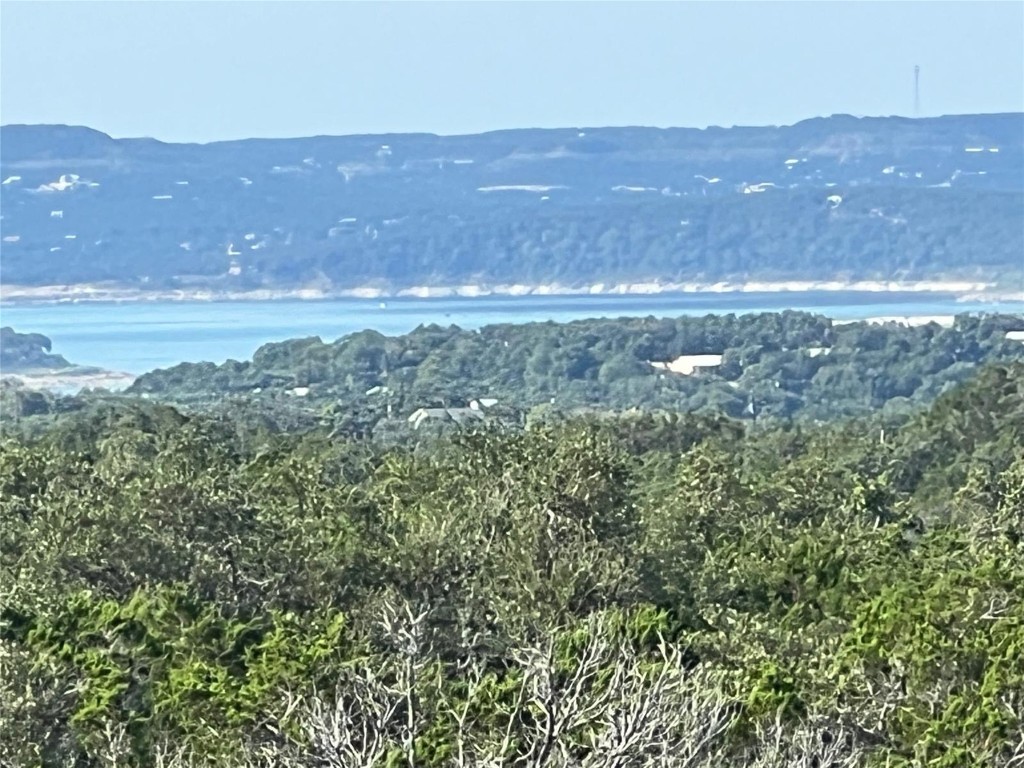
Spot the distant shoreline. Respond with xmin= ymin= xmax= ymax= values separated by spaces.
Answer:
xmin=3 ymin=279 xmax=1022 ymax=305
xmin=1 ymin=367 xmax=136 ymax=394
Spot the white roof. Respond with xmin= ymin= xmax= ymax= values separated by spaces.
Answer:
xmin=650 ymin=354 xmax=723 ymax=375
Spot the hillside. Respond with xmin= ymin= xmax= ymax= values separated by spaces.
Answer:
xmin=125 ymin=312 xmax=1024 ymax=434
xmin=0 ymin=327 xmax=71 ymax=372
xmin=0 ymin=327 xmax=135 ymax=397
xmin=2 ymin=114 xmax=1022 ymax=293
xmin=3 ymin=362 xmax=1023 ymax=766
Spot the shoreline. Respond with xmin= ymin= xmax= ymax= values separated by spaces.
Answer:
xmin=2 ymin=279 xmax=1021 ymax=305
xmin=4 ymin=311 xmax=1021 ymax=392
xmin=1 ymin=368 xmax=136 ymax=394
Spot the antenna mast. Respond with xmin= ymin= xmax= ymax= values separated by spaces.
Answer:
xmin=914 ymin=65 xmax=920 ymax=116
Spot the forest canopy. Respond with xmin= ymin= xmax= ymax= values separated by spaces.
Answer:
xmin=1 ymin=362 xmax=1023 ymax=766
xmin=121 ymin=312 xmax=1024 ymax=436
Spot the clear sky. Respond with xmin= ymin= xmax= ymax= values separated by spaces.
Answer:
xmin=1 ymin=1 xmax=1022 ymax=143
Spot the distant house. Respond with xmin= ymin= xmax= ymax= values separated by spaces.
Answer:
xmin=1006 ymin=331 xmax=1024 ymax=342
xmin=650 ymin=354 xmax=723 ymax=376
xmin=408 ymin=407 xmax=485 ymax=430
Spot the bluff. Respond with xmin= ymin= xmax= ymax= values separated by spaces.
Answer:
xmin=0 ymin=327 xmax=71 ymax=372
xmin=2 ymin=114 xmax=1022 ymax=291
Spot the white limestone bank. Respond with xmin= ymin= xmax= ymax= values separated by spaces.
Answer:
xmin=2 ymin=369 xmax=136 ymax=394
xmin=0 ymin=279 xmax=1012 ymax=305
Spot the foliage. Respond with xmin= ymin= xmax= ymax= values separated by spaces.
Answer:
xmin=123 ymin=312 xmax=1024 ymax=437
xmin=2 ymin=363 xmax=1023 ymax=765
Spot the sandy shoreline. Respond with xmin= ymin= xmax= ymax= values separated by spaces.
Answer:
xmin=1 ymin=278 xmax=1016 ymax=305
xmin=833 ymin=315 xmax=958 ymax=328
xmin=2 ymin=369 xmax=136 ymax=394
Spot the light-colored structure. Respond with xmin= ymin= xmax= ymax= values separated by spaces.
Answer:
xmin=408 ymin=407 xmax=485 ymax=430
xmin=650 ymin=354 xmax=723 ymax=376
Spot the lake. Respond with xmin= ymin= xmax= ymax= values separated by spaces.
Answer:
xmin=2 ymin=292 xmax=1022 ymax=374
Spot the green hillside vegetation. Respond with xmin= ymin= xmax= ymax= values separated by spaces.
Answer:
xmin=2 ymin=363 xmax=1023 ymax=767
xmin=125 ymin=312 xmax=1024 ymax=435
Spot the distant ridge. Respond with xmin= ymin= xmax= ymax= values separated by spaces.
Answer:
xmin=2 ymin=113 xmax=1022 ymax=293
xmin=4 ymin=111 xmax=1022 ymax=143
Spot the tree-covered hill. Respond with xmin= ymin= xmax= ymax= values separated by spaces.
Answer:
xmin=2 ymin=362 xmax=1022 ymax=766
xmin=125 ymin=312 xmax=1024 ymax=433
xmin=0 ymin=327 xmax=71 ymax=372
xmin=2 ymin=113 xmax=1022 ymax=291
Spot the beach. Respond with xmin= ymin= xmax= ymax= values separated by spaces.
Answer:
xmin=1 ymin=278 xmax=1012 ymax=305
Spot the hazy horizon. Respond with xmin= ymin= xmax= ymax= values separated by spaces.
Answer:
xmin=5 ymin=108 xmax=1024 ymax=145
xmin=2 ymin=1 xmax=1022 ymax=144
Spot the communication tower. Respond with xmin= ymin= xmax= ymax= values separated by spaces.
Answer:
xmin=914 ymin=65 xmax=920 ymax=116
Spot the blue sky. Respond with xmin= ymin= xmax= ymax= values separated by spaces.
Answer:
xmin=1 ymin=1 xmax=1021 ymax=142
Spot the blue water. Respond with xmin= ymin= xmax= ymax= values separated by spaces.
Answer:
xmin=2 ymin=292 xmax=1021 ymax=374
